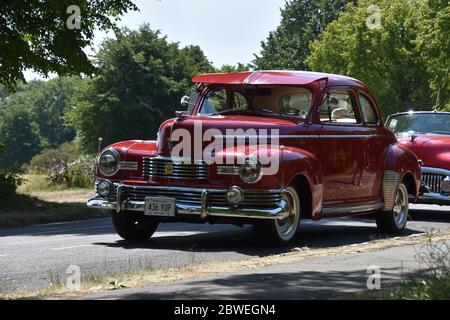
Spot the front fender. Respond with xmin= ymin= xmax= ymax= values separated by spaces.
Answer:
xmin=281 ymin=146 xmax=324 ymax=220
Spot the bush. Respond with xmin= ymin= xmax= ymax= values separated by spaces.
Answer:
xmin=0 ymin=143 xmax=22 ymax=199
xmin=47 ymin=155 xmax=96 ymax=189
xmin=27 ymin=141 xmax=79 ymax=174
xmin=387 ymin=237 xmax=450 ymax=300
xmin=0 ymin=169 xmax=22 ymax=199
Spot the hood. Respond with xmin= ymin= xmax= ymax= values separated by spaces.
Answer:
xmin=157 ymin=115 xmax=297 ymax=157
xmin=106 ymin=140 xmax=157 ymax=161
xmin=397 ymin=134 xmax=450 ymax=170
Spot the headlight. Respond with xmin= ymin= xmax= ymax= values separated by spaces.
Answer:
xmin=239 ymin=155 xmax=262 ymax=184
xmin=98 ymin=149 xmax=120 ymax=177
xmin=442 ymin=177 xmax=450 ymax=193
xmin=227 ymin=186 xmax=244 ymax=205
xmin=96 ymin=180 xmax=112 ymax=197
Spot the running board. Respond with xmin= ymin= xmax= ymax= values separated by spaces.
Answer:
xmin=322 ymin=201 xmax=384 ymax=215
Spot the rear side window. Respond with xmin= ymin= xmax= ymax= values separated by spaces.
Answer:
xmin=280 ymin=92 xmax=312 ymax=118
xmin=359 ymin=94 xmax=378 ymax=124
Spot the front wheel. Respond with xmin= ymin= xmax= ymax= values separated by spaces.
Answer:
xmin=111 ymin=211 xmax=159 ymax=241
xmin=255 ymin=186 xmax=301 ymax=245
xmin=376 ymin=182 xmax=409 ymax=234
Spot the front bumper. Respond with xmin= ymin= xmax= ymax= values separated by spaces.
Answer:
xmin=417 ymin=167 xmax=450 ymax=205
xmin=417 ymin=193 xmax=450 ymax=205
xmin=87 ymin=184 xmax=289 ymax=220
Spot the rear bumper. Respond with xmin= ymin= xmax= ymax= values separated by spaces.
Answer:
xmin=87 ymin=184 xmax=289 ymax=220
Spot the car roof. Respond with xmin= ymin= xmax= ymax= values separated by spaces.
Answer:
xmin=192 ymin=70 xmax=368 ymax=88
xmin=388 ymin=111 xmax=450 ymax=117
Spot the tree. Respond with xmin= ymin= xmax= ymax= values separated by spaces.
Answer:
xmin=0 ymin=107 xmax=42 ymax=167
xmin=307 ymin=0 xmax=435 ymax=116
xmin=0 ymin=0 xmax=138 ymax=90
xmin=0 ymin=77 xmax=80 ymax=149
xmin=415 ymin=0 xmax=450 ymax=110
xmin=253 ymin=0 xmax=355 ymax=70
xmin=67 ymin=25 xmax=214 ymax=153
xmin=216 ymin=63 xmax=251 ymax=73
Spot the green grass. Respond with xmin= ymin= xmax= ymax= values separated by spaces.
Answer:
xmin=18 ymin=174 xmax=70 ymax=193
xmin=386 ymin=277 xmax=450 ymax=300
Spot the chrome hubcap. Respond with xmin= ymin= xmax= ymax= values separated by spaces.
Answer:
xmin=393 ymin=185 xmax=408 ymax=228
xmin=276 ymin=188 xmax=300 ymax=241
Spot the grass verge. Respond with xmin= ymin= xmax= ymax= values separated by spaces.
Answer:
xmin=0 ymin=173 xmax=105 ymax=228
xmin=369 ymin=235 xmax=450 ymax=300
xmin=2 ymin=229 xmax=450 ymax=300
xmin=0 ymin=193 xmax=108 ymax=228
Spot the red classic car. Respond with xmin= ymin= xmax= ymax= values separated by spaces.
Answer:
xmin=88 ymin=71 xmax=421 ymax=244
xmin=386 ymin=111 xmax=450 ymax=205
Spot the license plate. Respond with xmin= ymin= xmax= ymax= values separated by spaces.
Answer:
xmin=144 ymin=197 xmax=176 ymax=217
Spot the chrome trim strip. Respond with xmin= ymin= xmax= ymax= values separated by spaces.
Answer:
xmin=217 ymin=166 xmax=240 ymax=175
xmin=118 ymin=161 xmax=138 ymax=171
xmin=322 ymin=201 xmax=384 ymax=215
xmin=213 ymin=134 xmax=392 ymax=139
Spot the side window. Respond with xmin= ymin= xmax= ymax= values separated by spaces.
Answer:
xmin=233 ymin=92 xmax=248 ymax=110
xmin=199 ymin=88 xmax=228 ymax=115
xmin=359 ymin=94 xmax=379 ymax=124
xmin=319 ymin=92 xmax=359 ymax=124
xmin=186 ymin=88 xmax=199 ymax=113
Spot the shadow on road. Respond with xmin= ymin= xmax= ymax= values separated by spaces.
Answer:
xmin=93 ymin=219 xmax=422 ymax=258
xmin=90 ymin=268 xmax=426 ymax=300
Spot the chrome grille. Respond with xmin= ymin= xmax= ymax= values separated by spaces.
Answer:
xmin=121 ymin=186 xmax=282 ymax=208
xmin=142 ymin=157 xmax=209 ymax=180
xmin=422 ymin=172 xmax=446 ymax=193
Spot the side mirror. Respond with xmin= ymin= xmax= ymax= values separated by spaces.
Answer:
xmin=180 ymin=95 xmax=189 ymax=109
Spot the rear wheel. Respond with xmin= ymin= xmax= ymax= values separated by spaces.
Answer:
xmin=255 ymin=186 xmax=301 ymax=245
xmin=376 ymin=182 xmax=409 ymax=234
xmin=111 ymin=211 xmax=158 ymax=241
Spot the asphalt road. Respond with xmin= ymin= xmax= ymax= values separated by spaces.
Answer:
xmin=0 ymin=204 xmax=449 ymax=294
xmin=83 ymin=240 xmax=450 ymax=300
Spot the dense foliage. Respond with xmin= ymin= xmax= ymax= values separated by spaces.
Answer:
xmin=27 ymin=141 xmax=79 ymax=174
xmin=67 ymin=25 xmax=213 ymax=153
xmin=307 ymin=0 xmax=449 ymax=115
xmin=0 ymin=77 xmax=80 ymax=167
xmin=253 ymin=0 xmax=356 ymax=70
xmin=0 ymin=0 xmax=138 ymax=90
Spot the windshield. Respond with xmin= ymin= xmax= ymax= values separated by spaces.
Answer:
xmin=387 ymin=113 xmax=450 ymax=135
xmin=198 ymin=86 xmax=313 ymax=119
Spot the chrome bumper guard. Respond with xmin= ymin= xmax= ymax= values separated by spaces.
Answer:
xmin=87 ymin=184 xmax=289 ymax=220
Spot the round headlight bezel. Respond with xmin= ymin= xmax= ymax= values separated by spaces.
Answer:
xmin=96 ymin=179 xmax=112 ymax=197
xmin=441 ymin=177 xmax=450 ymax=193
xmin=239 ymin=155 xmax=263 ymax=184
xmin=98 ymin=148 xmax=120 ymax=177
xmin=226 ymin=186 xmax=244 ymax=205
